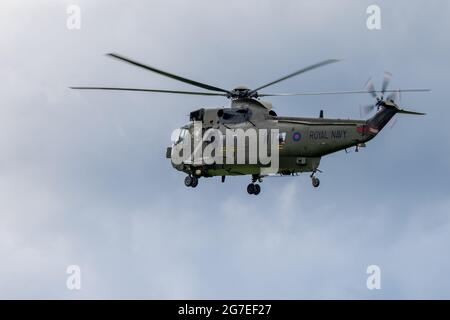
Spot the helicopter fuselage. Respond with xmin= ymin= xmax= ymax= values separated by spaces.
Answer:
xmin=167 ymin=98 xmax=389 ymax=178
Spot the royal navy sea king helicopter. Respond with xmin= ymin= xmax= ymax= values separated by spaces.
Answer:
xmin=72 ymin=54 xmax=429 ymax=195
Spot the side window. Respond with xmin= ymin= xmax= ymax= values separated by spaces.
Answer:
xmin=278 ymin=132 xmax=287 ymax=145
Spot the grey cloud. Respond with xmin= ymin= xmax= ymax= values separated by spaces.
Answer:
xmin=0 ymin=0 xmax=449 ymax=298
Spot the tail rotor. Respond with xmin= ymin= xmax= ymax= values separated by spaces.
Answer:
xmin=361 ymin=72 xmax=427 ymax=118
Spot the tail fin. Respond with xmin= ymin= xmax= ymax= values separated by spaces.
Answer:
xmin=366 ymin=104 xmax=425 ymax=135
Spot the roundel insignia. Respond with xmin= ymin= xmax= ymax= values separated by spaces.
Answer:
xmin=293 ymin=131 xmax=302 ymax=142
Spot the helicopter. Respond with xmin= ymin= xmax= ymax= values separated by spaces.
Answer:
xmin=72 ymin=53 xmax=429 ymax=195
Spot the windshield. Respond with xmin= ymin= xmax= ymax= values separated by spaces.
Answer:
xmin=171 ymin=128 xmax=189 ymax=145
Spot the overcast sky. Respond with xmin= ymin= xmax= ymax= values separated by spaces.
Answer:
xmin=1 ymin=0 xmax=450 ymax=299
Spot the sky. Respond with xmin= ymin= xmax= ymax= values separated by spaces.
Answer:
xmin=1 ymin=0 xmax=450 ymax=299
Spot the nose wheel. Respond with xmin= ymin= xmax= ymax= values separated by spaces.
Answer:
xmin=311 ymin=177 xmax=320 ymax=188
xmin=184 ymin=175 xmax=199 ymax=188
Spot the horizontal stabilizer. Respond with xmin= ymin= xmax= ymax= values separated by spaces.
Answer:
xmin=397 ymin=109 xmax=426 ymax=116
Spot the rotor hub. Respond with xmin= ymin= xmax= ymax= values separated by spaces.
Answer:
xmin=228 ymin=86 xmax=258 ymax=99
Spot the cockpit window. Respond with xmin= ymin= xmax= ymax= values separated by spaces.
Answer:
xmin=222 ymin=112 xmax=234 ymax=120
xmin=171 ymin=128 xmax=188 ymax=145
xmin=219 ymin=108 xmax=251 ymax=124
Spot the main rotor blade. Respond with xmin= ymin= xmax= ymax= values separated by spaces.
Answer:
xmin=258 ymin=89 xmax=430 ymax=97
xmin=107 ymin=53 xmax=231 ymax=94
xmin=70 ymin=87 xmax=227 ymax=96
xmin=251 ymin=59 xmax=340 ymax=93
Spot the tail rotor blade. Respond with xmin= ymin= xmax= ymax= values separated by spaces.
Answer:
xmin=361 ymin=104 xmax=376 ymax=117
xmin=381 ymin=71 xmax=392 ymax=95
xmin=386 ymin=89 xmax=400 ymax=103
xmin=386 ymin=92 xmax=396 ymax=102
xmin=365 ymin=78 xmax=377 ymax=98
xmin=388 ymin=118 xmax=398 ymax=130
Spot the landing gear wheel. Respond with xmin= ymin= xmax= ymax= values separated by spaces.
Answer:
xmin=253 ymin=184 xmax=261 ymax=195
xmin=247 ymin=183 xmax=255 ymax=195
xmin=184 ymin=176 xmax=193 ymax=187
xmin=312 ymin=177 xmax=320 ymax=188
xmin=190 ymin=176 xmax=198 ymax=188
